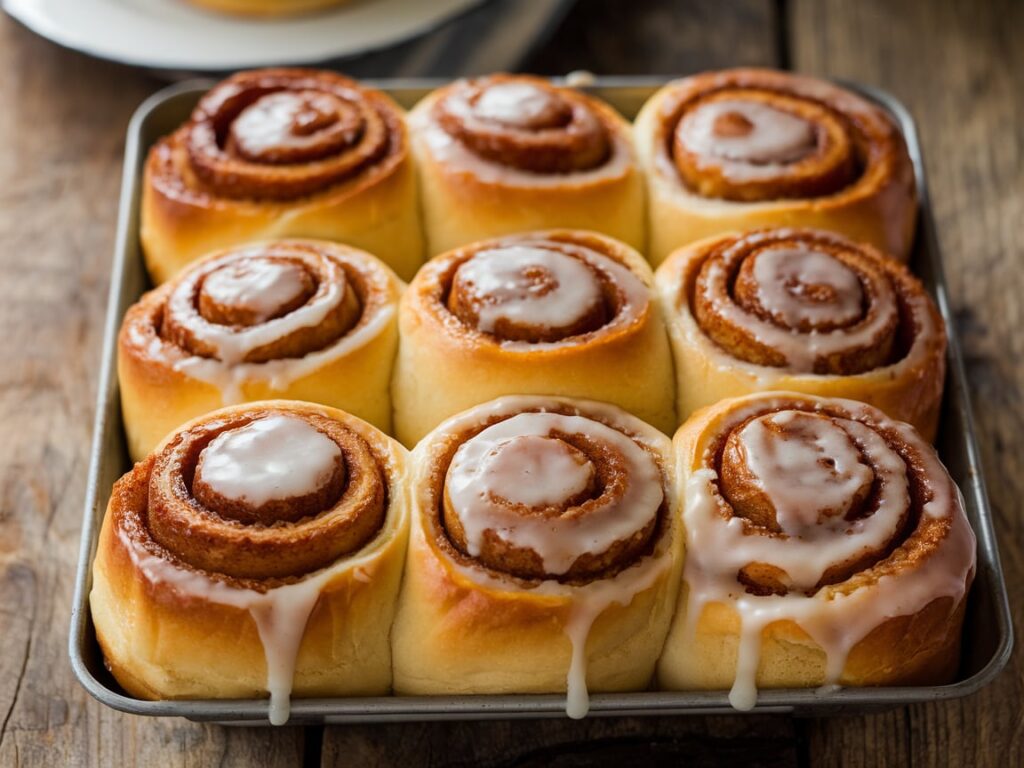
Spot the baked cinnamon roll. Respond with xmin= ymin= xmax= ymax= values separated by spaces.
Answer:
xmin=409 ymin=74 xmax=645 ymax=255
xmin=90 ymin=401 xmax=409 ymax=723
xmin=634 ymin=69 xmax=917 ymax=265
xmin=391 ymin=396 xmax=683 ymax=718
xmin=654 ymin=228 xmax=946 ymax=439
xmin=119 ymin=239 xmax=402 ymax=460
xmin=185 ymin=0 xmax=352 ymax=16
xmin=142 ymin=68 xmax=422 ymax=283
xmin=391 ymin=230 xmax=675 ymax=446
xmin=658 ymin=393 xmax=975 ymax=708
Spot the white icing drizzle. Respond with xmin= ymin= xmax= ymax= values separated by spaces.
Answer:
xmin=412 ymin=96 xmax=633 ymax=187
xmin=719 ymin=415 xmax=907 ymax=585
xmin=738 ymin=411 xmax=878 ymax=538
xmin=118 ymin=528 xmax=354 ymax=725
xmin=472 ymin=83 xmax=561 ymax=127
xmin=474 ymin=433 xmax=595 ymax=508
xmin=698 ymin=234 xmax=897 ymax=372
xmin=231 ymin=91 xmax=341 ymax=157
xmin=138 ymin=250 xmax=395 ymax=405
xmin=172 ymin=305 xmax=392 ymax=405
xmin=666 ymin=232 xmax=938 ymax=389
xmin=457 ymin=247 xmax=603 ymax=334
xmin=421 ymin=396 xmax=676 ymax=718
xmin=167 ymin=253 xmax=344 ymax=367
xmin=201 ymin=260 xmax=309 ymax=325
xmin=446 ymin=412 xmax=663 ymax=576
xmin=196 ymin=415 xmax=341 ymax=507
xmin=437 ymin=237 xmax=650 ymax=352
xmin=681 ymin=399 xmax=976 ymax=711
xmin=751 ymin=247 xmax=864 ymax=329
xmin=676 ymin=99 xmax=817 ymax=181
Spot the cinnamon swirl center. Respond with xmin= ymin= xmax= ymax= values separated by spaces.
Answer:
xmin=442 ymin=412 xmax=663 ymax=581
xmin=692 ymin=230 xmax=899 ymax=374
xmin=671 ymin=90 xmax=859 ymax=201
xmin=435 ymin=76 xmax=611 ymax=174
xmin=713 ymin=408 xmax=911 ymax=595
xmin=146 ymin=409 xmax=386 ymax=581
xmin=193 ymin=415 xmax=345 ymax=526
xmin=162 ymin=243 xmax=361 ymax=364
xmin=448 ymin=246 xmax=608 ymax=342
xmin=184 ymin=70 xmax=396 ymax=200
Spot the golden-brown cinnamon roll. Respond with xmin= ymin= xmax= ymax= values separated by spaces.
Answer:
xmin=391 ymin=396 xmax=683 ymax=717
xmin=90 ymin=401 xmax=409 ymax=723
xmin=654 ymin=228 xmax=945 ymax=440
xmin=185 ymin=0 xmax=352 ymax=16
xmin=142 ymin=68 xmax=423 ymax=283
xmin=391 ymin=230 xmax=675 ymax=446
xmin=634 ymin=69 xmax=917 ymax=265
xmin=658 ymin=392 xmax=975 ymax=708
xmin=409 ymin=74 xmax=645 ymax=255
xmin=119 ymin=239 xmax=402 ymax=460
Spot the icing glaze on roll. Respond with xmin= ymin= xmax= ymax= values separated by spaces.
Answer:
xmin=690 ymin=229 xmax=904 ymax=374
xmin=110 ymin=405 xmax=393 ymax=725
xmin=445 ymin=412 xmax=663 ymax=577
xmin=181 ymin=70 xmax=399 ymax=201
xmin=668 ymin=88 xmax=859 ymax=201
xmin=123 ymin=241 xmax=395 ymax=404
xmin=677 ymin=99 xmax=818 ymax=167
xmin=196 ymin=415 xmax=342 ymax=508
xmin=199 ymin=259 xmax=313 ymax=325
xmin=680 ymin=395 xmax=976 ymax=710
xmin=415 ymin=74 xmax=634 ymax=187
xmin=443 ymin=236 xmax=649 ymax=348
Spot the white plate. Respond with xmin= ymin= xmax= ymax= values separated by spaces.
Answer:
xmin=3 ymin=0 xmax=487 ymax=72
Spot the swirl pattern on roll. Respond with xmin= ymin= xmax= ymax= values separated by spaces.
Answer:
xmin=121 ymin=406 xmax=387 ymax=584
xmin=687 ymin=228 xmax=932 ymax=374
xmin=679 ymin=394 xmax=975 ymax=709
xmin=162 ymin=241 xmax=362 ymax=364
xmin=122 ymin=239 xmax=395 ymax=404
xmin=659 ymin=70 xmax=904 ymax=202
xmin=432 ymin=74 xmax=612 ymax=174
xmin=154 ymin=69 xmax=404 ymax=202
xmin=443 ymin=412 xmax=664 ymax=582
xmin=426 ymin=231 xmax=650 ymax=349
xmin=422 ymin=399 xmax=671 ymax=587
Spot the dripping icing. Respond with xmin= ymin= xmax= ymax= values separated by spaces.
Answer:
xmin=681 ymin=398 xmax=975 ymax=709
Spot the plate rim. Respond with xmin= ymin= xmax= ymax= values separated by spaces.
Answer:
xmin=2 ymin=0 xmax=490 ymax=72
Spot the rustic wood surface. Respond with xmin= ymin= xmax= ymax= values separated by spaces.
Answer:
xmin=0 ymin=0 xmax=1019 ymax=765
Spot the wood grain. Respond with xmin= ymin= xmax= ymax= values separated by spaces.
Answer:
xmin=789 ymin=0 xmax=1024 ymax=763
xmin=320 ymin=716 xmax=800 ymax=768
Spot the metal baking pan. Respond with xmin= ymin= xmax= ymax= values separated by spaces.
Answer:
xmin=69 ymin=77 xmax=1014 ymax=724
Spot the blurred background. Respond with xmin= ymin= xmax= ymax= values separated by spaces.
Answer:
xmin=1 ymin=0 xmax=782 ymax=82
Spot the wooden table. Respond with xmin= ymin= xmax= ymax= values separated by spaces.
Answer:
xmin=1 ymin=0 xmax=1020 ymax=764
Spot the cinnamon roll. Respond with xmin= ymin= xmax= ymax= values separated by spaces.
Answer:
xmin=184 ymin=0 xmax=352 ymax=16
xmin=408 ymin=74 xmax=645 ymax=256
xmin=658 ymin=393 xmax=975 ymax=707
xmin=391 ymin=396 xmax=682 ymax=717
xmin=142 ymin=68 xmax=423 ymax=283
xmin=634 ymin=68 xmax=917 ymax=265
xmin=654 ymin=228 xmax=946 ymax=440
xmin=391 ymin=230 xmax=675 ymax=446
xmin=90 ymin=401 xmax=409 ymax=723
xmin=119 ymin=239 xmax=402 ymax=461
